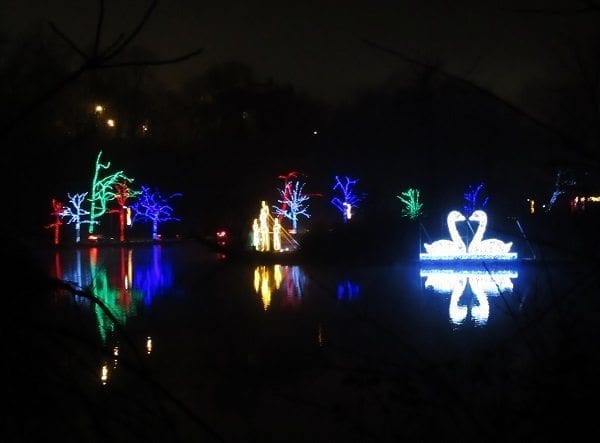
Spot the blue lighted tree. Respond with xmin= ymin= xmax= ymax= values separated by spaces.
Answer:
xmin=331 ymin=175 xmax=366 ymax=222
xmin=463 ymin=182 xmax=489 ymax=217
xmin=131 ymin=186 xmax=182 ymax=240
xmin=273 ymin=180 xmax=311 ymax=233
xmin=61 ymin=192 xmax=92 ymax=243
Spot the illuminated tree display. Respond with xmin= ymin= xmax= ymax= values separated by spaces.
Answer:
xmin=109 ymin=182 xmax=140 ymax=242
xmin=463 ymin=182 xmax=489 ymax=217
xmin=397 ymin=188 xmax=423 ymax=220
xmin=131 ymin=186 xmax=182 ymax=240
xmin=276 ymin=171 xmax=300 ymax=221
xmin=46 ymin=198 xmax=65 ymax=245
xmin=88 ymin=151 xmax=135 ymax=234
xmin=331 ymin=175 xmax=365 ymax=222
xmin=273 ymin=180 xmax=311 ymax=233
xmin=61 ymin=192 xmax=92 ymax=243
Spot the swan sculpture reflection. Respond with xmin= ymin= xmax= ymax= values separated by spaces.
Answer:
xmin=422 ymin=211 xmax=467 ymax=256
xmin=467 ymin=210 xmax=514 ymax=256
xmin=421 ymin=267 xmax=518 ymax=326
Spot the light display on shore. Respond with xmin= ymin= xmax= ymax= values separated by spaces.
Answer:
xmin=273 ymin=180 xmax=311 ymax=234
xmin=420 ymin=209 xmax=517 ymax=261
xmin=46 ymin=198 xmax=65 ymax=245
xmin=397 ymin=188 xmax=423 ymax=220
xmin=131 ymin=186 xmax=181 ymax=240
xmin=109 ymin=182 xmax=140 ymax=242
xmin=463 ymin=182 xmax=488 ymax=217
xmin=331 ymin=175 xmax=365 ymax=222
xmin=251 ymin=200 xmax=298 ymax=252
xmin=88 ymin=151 xmax=135 ymax=234
xmin=61 ymin=192 xmax=92 ymax=243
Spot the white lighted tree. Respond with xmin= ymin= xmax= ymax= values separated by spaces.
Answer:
xmin=61 ymin=192 xmax=92 ymax=243
xmin=273 ymin=180 xmax=311 ymax=233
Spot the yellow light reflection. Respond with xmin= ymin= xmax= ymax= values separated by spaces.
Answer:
xmin=146 ymin=336 xmax=153 ymax=355
xmin=101 ymin=363 xmax=109 ymax=385
xmin=273 ymin=264 xmax=282 ymax=289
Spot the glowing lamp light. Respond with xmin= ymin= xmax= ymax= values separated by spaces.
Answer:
xmin=420 ymin=210 xmax=517 ymax=261
xmin=107 ymin=119 xmax=115 ymax=127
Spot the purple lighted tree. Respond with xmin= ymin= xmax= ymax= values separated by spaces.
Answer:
xmin=331 ymin=175 xmax=365 ymax=222
xmin=131 ymin=186 xmax=182 ymax=240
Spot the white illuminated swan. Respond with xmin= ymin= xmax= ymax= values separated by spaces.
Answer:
xmin=423 ymin=210 xmax=467 ymax=256
xmin=467 ymin=210 xmax=514 ymax=255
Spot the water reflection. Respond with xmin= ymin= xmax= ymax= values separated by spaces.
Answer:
xmin=420 ymin=265 xmax=518 ymax=327
xmin=53 ymin=245 xmax=173 ymax=342
xmin=337 ymin=280 xmax=360 ymax=301
xmin=253 ymin=265 xmax=306 ymax=310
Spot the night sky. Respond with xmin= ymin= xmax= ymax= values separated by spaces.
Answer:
xmin=2 ymin=0 xmax=598 ymax=103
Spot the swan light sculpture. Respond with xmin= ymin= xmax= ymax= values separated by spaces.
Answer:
xmin=420 ymin=209 xmax=517 ymax=261
xmin=420 ymin=210 xmax=467 ymax=260
xmin=467 ymin=210 xmax=517 ymax=260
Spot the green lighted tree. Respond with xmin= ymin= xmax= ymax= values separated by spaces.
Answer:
xmin=88 ymin=151 xmax=135 ymax=234
xmin=397 ymin=188 xmax=423 ymax=220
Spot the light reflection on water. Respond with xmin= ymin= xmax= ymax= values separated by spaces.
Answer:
xmin=420 ymin=264 xmax=519 ymax=327
xmin=253 ymin=264 xmax=307 ymax=310
xmin=49 ymin=245 xmax=530 ymax=343
xmin=51 ymin=245 xmax=174 ymax=343
xmin=36 ymin=242 xmax=593 ymax=439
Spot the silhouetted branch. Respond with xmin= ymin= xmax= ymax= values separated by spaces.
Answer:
xmin=101 ymin=48 xmax=205 ymax=68
xmin=362 ymin=38 xmax=599 ymax=167
xmin=502 ymin=0 xmax=600 ymax=15
xmin=48 ymin=21 xmax=88 ymax=60
xmin=93 ymin=0 xmax=105 ymax=55
xmin=4 ymin=0 xmax=203 ymax=134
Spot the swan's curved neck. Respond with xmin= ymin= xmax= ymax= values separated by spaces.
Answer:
xmin=469 ymin=215 xmax=487 ymax=251
xmin=448 ymin=216 xmax=466 ymax=249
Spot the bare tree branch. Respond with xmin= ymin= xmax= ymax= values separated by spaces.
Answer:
xmin=101 ymin=48 xmax=204 ymax=68
xmin=4 ymin=0 xmax=203 ymax=134
xmin=93 ymin=0 xmax=105 ymax=56
xmin=48 ymin=21 xmax=88 ymax=61
xmin=502 ymin=0 xmax=600 ymax=15
xmin=362 ymin=38 xmax=599 ymax=168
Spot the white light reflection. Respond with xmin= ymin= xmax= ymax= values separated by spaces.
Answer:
xmin=421 ymin=266 xmax=518 ymax=326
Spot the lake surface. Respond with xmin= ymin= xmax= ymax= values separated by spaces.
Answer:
xmin=20 ymin=241 xmax=598 ymax=442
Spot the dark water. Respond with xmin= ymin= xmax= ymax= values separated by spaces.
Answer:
xmin=15 ymin=241 xmax=599 ymax=441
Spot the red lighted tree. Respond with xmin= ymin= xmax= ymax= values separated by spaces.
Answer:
xmin=45 ymin=198 xmax=65 ymax=245
xmin=109 ymin=182 xmax=140 ymax=242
